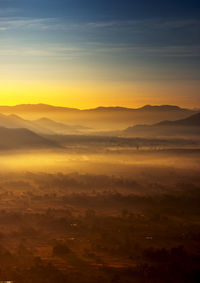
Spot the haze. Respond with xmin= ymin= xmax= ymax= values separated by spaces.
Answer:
xmin=0 ymin=1 xmax=200 ymax=283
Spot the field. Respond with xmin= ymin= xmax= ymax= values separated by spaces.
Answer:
xmin=0 ymin=139 xmax=199 ymax=282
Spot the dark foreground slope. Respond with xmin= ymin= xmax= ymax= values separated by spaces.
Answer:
xmin=0 ymin=127 xmax=59 ymax=150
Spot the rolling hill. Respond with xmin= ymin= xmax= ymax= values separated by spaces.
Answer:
xmin=0 ymin=113 xmax=90 ymax=135
xmin=124 ymin=112 xmax=200 ymax=137
xmin=34 ymin=117 xmax=91 ymax=134
xmin=0 ymin=104 xmax=196 ymax=130
xmin=0 ymin=113 xmax=53 ymax=134
xmin=156 ymin=112 xmax=200 ymax=127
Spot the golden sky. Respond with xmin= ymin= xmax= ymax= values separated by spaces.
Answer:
xmin=0 ymin=79 xmax=199 ymax=109
xmin=0 ymin=0 xmax=199 ymax=109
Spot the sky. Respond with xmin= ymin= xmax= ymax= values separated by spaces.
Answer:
xmin=0 ymin=0 xmax=200 ymax=108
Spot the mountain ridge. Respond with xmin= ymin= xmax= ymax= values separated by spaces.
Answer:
xmin=124 ymin=112 xmax=200 ymax=137
xmin=155 ymin=112 xmax=200 ymax=127
xmin=0 ymin=104 xmax=196 ymax=130
xmin=0 ymin=113 xmax=90 ymax=135
xmin=0 ymin=103 xmax=193 ymax=112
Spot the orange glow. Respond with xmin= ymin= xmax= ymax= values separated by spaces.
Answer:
xmin=0 ymin=79 xmax=199 ymax=109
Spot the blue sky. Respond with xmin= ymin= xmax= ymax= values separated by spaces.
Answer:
xmin=0 ymin=0 xmax=199 ymax=107
xmin=1 ymin=0 xmax=200 ymax=19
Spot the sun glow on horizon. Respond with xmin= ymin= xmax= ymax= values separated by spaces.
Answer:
xmin=0 ymin=79 xmax=199 ymax=109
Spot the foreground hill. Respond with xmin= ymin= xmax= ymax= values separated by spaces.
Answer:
xmin=124 ymin=112 xmax=200 ymax=137
xmin=0 ymin=127 xmax=59 ymax=150
xmin=0 ymin=104 xmax=196 ymax=130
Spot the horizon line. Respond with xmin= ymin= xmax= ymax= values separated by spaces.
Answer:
xmin=0 ymin=102 xmax=198 ymax=111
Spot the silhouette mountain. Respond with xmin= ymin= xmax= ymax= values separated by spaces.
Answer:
xmin=0 ymin=104 xmax=196 ymax=130
xmin=138 ymin=105 xmax=186 ymax=111
xmin=0 ymin=103 xmax=78 ymax=112
xmin=91 ymin=105 xmax=185 ymax=112
xmin=0 ymin=127 xmax=59 ymax=150
xmin=0 ymin=103 xmax=193 ymax=114
xmin=124 ymin=112 xmax=200 ymax=137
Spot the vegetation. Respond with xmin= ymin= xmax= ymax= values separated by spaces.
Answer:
xmin=0 ymin=169 xmax=199 ymax=282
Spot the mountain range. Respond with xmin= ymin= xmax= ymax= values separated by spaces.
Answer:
xmin=0 ymin=104 xmax=196 ymax=129
xmin=0 ymin=113 xmax=89 ymax=135
xmin=0 ymin=103 xmax=193 ymax=113
xmin=34 ymin=117 xmax=90 ymax=134
xmin=0 ymin=108 xmax=199 ymax=150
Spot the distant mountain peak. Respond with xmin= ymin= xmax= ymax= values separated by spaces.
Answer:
xmin=139 ymin=105 xmax=183 ymax=111
xmin=91 ymin=106 xmax=133 ymax=111
xmin=0 ymin=103 xmax=193 ymax=112
xmin=12 ymin=103 xmax=79 ymax=112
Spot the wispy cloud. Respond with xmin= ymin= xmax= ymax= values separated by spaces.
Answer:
xmin=0 ymin=17 xmax=199 ymax=59
xmin=92 ymin=44 xmax=200 ymax=58
xmin=0 ymin=17 xmax=55 ymax=31
xmin=0 ymin=42 xmax=199 ymax=59
xmin=0 ymin=45 xmax=89 ymax=59
xmin=0 ymin=17 xmax=199 ymax=32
